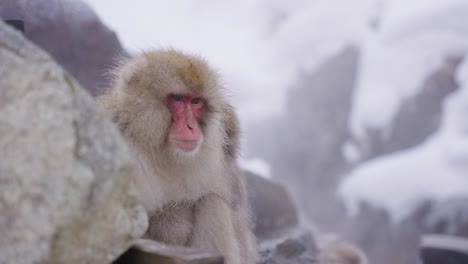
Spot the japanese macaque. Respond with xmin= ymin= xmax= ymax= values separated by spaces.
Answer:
xmin=98 ymin=49 xmax=256 ymax=264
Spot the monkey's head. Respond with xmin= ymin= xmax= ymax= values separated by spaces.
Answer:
xmin=101 ymin=50 xmax=229 ymax=161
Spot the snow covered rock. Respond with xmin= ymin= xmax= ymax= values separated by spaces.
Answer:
xmin=354 ymin=56 xmax=462 ymax=161
xmin=339 ymin=2 xmax=468 ymax=261
xmin=0 ymin=21 xmax=147 ymax=264
xmin=340 ymin=56 xmax=468 ymax=242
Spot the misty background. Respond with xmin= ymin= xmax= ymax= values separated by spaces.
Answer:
xmin=3 ymin=0 xmax=468 ymax=263
xmin=85 ymin=0 xmax=468 ymax=263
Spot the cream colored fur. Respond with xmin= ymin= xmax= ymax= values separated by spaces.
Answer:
xmin=98 ymin=49 xmax=256 ymax=264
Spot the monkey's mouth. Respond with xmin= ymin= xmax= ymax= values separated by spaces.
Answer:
xmin=173 ymin=139 xmax=199 ymax=152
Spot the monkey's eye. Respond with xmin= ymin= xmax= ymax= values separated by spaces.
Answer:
xmin=172 ymin=94 xmax=184 ymax=102
xmin=191 ymin=98 xmax=201 ymax=104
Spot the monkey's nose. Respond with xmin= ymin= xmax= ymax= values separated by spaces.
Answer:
xmin=187 ymin=124 xmax=193 ymax=130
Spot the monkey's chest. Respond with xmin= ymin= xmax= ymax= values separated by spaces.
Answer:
xmin=145 ymin=203 xmax=195 ymax=246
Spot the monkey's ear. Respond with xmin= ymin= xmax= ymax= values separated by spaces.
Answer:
xmin=223 ymin=104 xmax=240 ymax=159
xmin=127 ymin=72 xmax=141 ymax=87
xmin=118 ymin=58 xmax=145 ymax=88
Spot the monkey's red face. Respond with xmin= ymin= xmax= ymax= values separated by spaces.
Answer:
xmin=167 ymin=93 xmax=206 ymax=152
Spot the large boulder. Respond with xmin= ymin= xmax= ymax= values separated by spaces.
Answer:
xmin=0 ymin=21 xmax=147 ymax=264
xmin=245 ymin=171 xmax=299 ymax=240
xmin=358 ymin=56 xmax=462 ymax=161
xmin=0 ymin=0 xmax=127 ymax=96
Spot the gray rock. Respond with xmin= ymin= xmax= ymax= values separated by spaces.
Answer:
xmin=0 ymin=21 xmax=147 ymax=264
xmin=0 ymin=0 xmax=127 ymax=96
xmin=258 ymin=228 xmax=367 ymax=264
xmin=245 ymin=171 xmax=299 ymax=240
xmin=114 ymin=239 xmax=224 ymax=264
xmin=259 ymin=229 xmax=319 ymax=264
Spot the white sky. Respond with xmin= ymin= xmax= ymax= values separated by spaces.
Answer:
xmin=84 ymin=0 xmax=290 ymax=122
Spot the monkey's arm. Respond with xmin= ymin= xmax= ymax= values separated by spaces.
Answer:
xmin=189 ymin=194 xmax=244 ymax=264
xmin=145 ymin=205 xmax=193 ymax=245
xmin=231 ymin=208 xmax=257 ymax=263
xmin=228 ymin=168 xmax=258 ymax=264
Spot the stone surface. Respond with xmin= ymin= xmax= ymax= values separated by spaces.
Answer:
xmin=0 ymin=0 xmax=127 ymax=96
xmin=245 ymin=171 xmax=299 ymax=240
xmin=114 ymin=239 xmax=224 ymax=264
xmin=258 ymin=229 xmax=319 ymax=264
xmin=0 ymin=21 xmax=147 ymax=264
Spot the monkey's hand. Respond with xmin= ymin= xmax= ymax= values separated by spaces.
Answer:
xmin=189 ymin=194 xmax=243 ymax=264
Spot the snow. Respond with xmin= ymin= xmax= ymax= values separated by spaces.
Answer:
xmin=350 ymin=0 xmax=468 ymax=139
xmin=340 ymin=58 xmax=468 ymax=222
xmin=339 ymin=139 xmax=468 ymax=222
